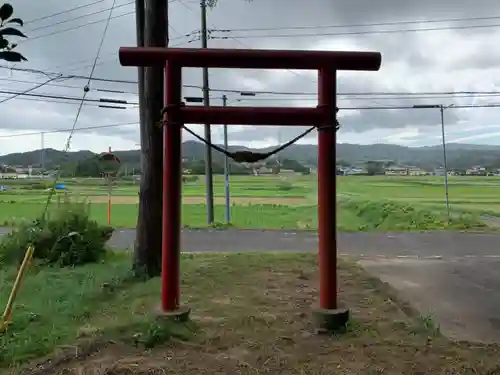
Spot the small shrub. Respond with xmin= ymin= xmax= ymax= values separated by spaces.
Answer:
xmin=276 ymin=181 xmax=293 ymax=191
xmin=19 ymin=182 xmax=49 ymax=190
xmin=182 ymin=175 xmax=198 ymax=183
xmin=0 ymin=199 xmax=113 ymax=266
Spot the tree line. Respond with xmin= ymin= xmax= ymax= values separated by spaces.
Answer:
xmin=59 ymin=155 xmax=312 ymax=177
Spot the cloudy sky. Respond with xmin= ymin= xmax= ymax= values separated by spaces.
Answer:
xmin=1 ymin=0 xmax=500 ymax=155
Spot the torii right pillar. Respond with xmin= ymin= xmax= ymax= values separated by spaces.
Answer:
xmin=313 ymin=66 xmax=344 ymax=332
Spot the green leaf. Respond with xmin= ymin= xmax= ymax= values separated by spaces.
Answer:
xmin=0 ymin=27 xmax=27 ymax=38
xmin=0 ymin=3 xmax=13 ymax=22
xmin=0 ymin=51 xmax=27 ymax=62
xmin=6 ymin=17 xmax=23 ymax=26
xmin=0 ymin=37 xmax=7 ymax=49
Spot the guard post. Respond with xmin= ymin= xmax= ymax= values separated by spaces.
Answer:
xmin=119 ymin=46 xmax=381 ymax=330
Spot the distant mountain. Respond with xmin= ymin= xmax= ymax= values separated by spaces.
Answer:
xmin=3 ymin=141 xmax=500 ymax=171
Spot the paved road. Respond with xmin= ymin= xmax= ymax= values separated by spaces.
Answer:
xmin=3 ymin=227 xmax=500 ymax=342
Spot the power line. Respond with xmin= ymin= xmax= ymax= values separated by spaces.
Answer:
xmin=23 ymin=11 xmax=134 ymax=43
xmin=214 ymin=14 xmax=500 ymax=33
xmin=4 ymin=67 xmax=500 ymax=97
xmin=341 ymin=103 xmax=500 ymax=110
xmin=0 ymin=89 xmax=139 ymax=105
xmin=0 ymin=122 xmax=138 ymax=138
xmin=234 ymin=93 xmax=500 ymax=101
xmin=39 ymin=0 xmax=119 ymax=216
xmin=24 ymin=0 xmax=110 ymax=25
xmin=21 ymin=0 xmax=197 ymax=44
xmin=0 ymin=93 xmax=130 ymax=107
xmin=26 ymin=1 xmax=135 ymax=33
xmin=0 ymin=77 xmax=61 ymax=105
xmin=177 ymin=0 xmax=317 ymax=85
xmin=210 ymin=22 xmax=500 ymax=40
xmin=0 ymin=77 xmax=139 ymax=94
xmin=53 ymin=35 xmax=198 ymax=74
xmin=6 ymin=86 xmax=500 ymax=106
xmin=0 ymin=102 xmax=498 ymax=141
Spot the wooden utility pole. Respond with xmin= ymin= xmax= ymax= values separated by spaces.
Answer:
xmin=201 ymin=0 xmax=215 ymax=224
xmin=135 ymin=0 xmax=145 ymax=174
xmin=133 ymin=0 xmax=168 ymax=277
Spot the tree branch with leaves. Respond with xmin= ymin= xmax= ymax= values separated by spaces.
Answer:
xmin=0 ymin=3 xmax=27 ymax=62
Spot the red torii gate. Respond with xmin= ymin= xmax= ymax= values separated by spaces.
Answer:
xmin=119 ymin=47 xmax=381 ymax=331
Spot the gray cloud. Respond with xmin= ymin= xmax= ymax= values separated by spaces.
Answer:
xmin=1 ymin=0 xmax=500 ymax=152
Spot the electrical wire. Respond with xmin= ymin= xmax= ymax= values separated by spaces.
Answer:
xmin=0 ymin=94 xmax=130 ymax=107
xmin=4 ymin=69 xmax=500 ymax=97
xmin=0 ymin=89 xmax=139 ymax=104
xmin=20 ymin=0 xmax=197 ymax=45
xmin=24 ymin=0 xmax=199 ymax=26
xmin=0 ymin=122 xmax=138 ymax=138
xmin=5 ymin=86 xmax=500 ymax=104
xmin=40 ymin=0 xmax=118 ymax=217
xmin=0 ymin=77 xmax=61 ymax=105
xmin=177 ymin=0 xmax=317 ymax=85
xmin=23 ymin=11 xmax=134 ymax=44
xmin=26 ymin=2 xmax=134 ymax=33
xmin=4 ymin=85 xmax=500 ymax=106
xmin=214 ymin=14 xmax=500 ymax=33
xmin=54 ymin=36 xmax=199 ymax=75
xmin=0 ymin=77 xmax=138 ymax=94
xmin=209 ymin=22 xmax=500 ymax=40
xmin=0 ymin=102 xmax=498 ymax=141
xmin=24 ymin=0 xmax=110 ymax=25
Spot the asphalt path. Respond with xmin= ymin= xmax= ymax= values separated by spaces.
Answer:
xmin=3 ymin=227 xmax=500 ymax=342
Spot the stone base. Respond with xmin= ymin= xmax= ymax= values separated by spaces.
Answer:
xmin=154 ymin=305 xmax=191 ymax=323
xmin=312 ymin=307 xmax=349 ymax=334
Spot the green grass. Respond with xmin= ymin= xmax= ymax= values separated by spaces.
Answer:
xmin=0 ymin=253 xmax=197 ymax=367
xmin=337 ymin=175 xmax=500 ymax=216
xmin=0 ymin=254 xmax=133 ymax=365
xmin=0 ymin=200 xmax=485 ymax=232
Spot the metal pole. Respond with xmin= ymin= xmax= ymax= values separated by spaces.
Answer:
xmin=222 ymin=94 xmax=230 ymax=223
xmin=317 ymin=67 xmax=338 ymax=310
xmin=440 ymin=105 xmax=451 ymax=222
xmin=200 ymin=0 xmax=214 ymax=224
xmin=40 ymin=132 xmax=45 ymax=170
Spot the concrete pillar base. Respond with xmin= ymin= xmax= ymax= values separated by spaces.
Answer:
xmin=154 ymin=305 xmax=191 ymax=323
xmin=312 ymin=307 xmax=349 ymax=334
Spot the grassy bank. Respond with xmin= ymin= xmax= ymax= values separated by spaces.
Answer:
xmin=2 ymin=253 xmax=499 ymax=374
xmin=0 ymin=199 xmax=487 ymax=232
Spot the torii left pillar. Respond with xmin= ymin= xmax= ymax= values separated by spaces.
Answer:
xmin=119 ymin=46 xmax=382 ymax=330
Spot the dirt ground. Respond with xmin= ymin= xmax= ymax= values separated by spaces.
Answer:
xmin=88 ymin=195 xmax=310 ymax=205
xmin=12 ymin=254 xmax=500 ymax=375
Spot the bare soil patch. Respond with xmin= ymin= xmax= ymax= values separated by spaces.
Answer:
xmin=11 ymin=254 xmax=500 ymax=375
xmin=86 ymin=195 xmax=310 ymax=205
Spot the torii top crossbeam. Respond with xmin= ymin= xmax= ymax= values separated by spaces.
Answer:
xmin=119 ymin=47 xmax=381 ymax=71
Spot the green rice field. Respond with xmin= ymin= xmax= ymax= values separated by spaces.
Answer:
xmin=0 ymin=174 xmax=498 ymax=231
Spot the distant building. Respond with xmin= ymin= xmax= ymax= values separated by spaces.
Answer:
xmin=434 ymin=167 xmax=445 ymax=176
xmin=385 ymin=167 xmax=408 ymax=176
xmin=337 ymin=167 xmax=365 ymax=176
xmin=466 ymin=166 xmax=487 ymax=176
xmin=408 ymin=167 xmax=428 ymax=176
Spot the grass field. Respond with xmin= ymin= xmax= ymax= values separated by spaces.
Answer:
xmin=0 ymin=174 xmax=499 ymax=231
xmin=2 ymin=253 xmax=500 ymax=373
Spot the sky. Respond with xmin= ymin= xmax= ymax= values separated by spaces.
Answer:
xmin=2 ymin=0 xmax=500 ymax=155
